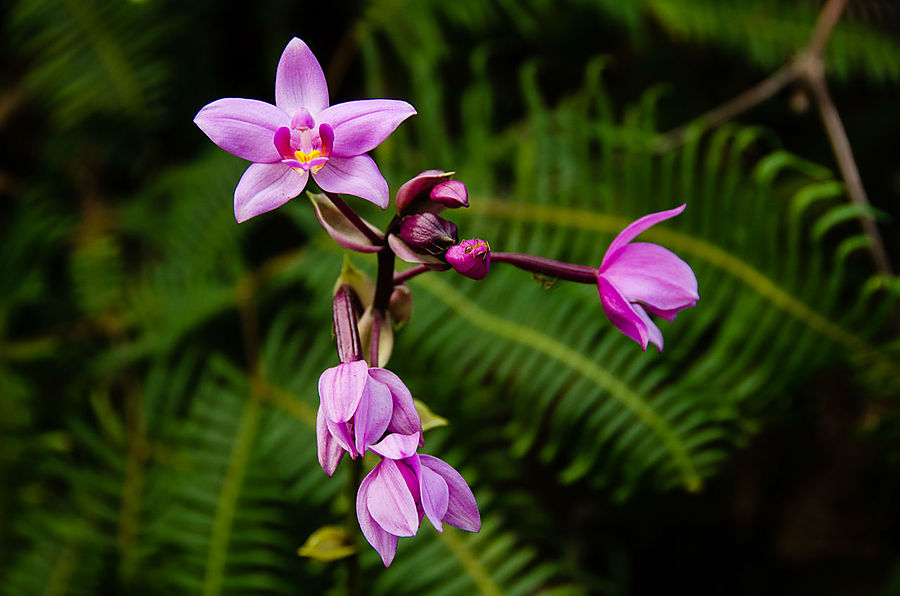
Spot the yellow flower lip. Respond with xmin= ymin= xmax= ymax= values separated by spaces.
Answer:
xmin=292 ymin=149 xmax=326 ymax=173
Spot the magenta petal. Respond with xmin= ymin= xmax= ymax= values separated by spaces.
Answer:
xmin=368 ymin=368 xmax=423 ymax=436
xmin=357 ymin=469 xmax=399 ymax=566
xmin=319 ymin=123 xmax=334 ymax=156
xmin=233 ymin=163 xmax=308 ymax=223
xmin=602 ymin=204 xmax=687 ymax=268
xmin=317 ymin=360 xmax=369 ymax=423
xmin=273 ymin=126 xmax=293 ymax=158
xmin=353 ymin=374 xmax=392 ymax=454
xmin=419 ymin=463 xmax=449 ymax=533
xmin=632 ymin=303 xmax=664 ymax=352
xmin=194 ymin=98 xmax=288 ymax=163
xmin=324 ymin=416 xmax=357 ymax=457
xmin=597 ymin=276 xmax=651 ymax=350
xmin=313 ymin=154 xmax=389 ymax=209
xmin=370 ymin=432 xmax=421 ymax=460
xmin=418 ymin=455 xmax=480 ymax=532
xmin=645 ymin=304 xmax=690 ymax=322
xmin=317 ymin=99 xmax=417 ymax=157
xmin=316 ymin=407 xmax=344 ymax=476
xmin=601 ymin=243 xmax=699 ymax=311
xmin=274 ymin=37 xmax=329 ymax=116
xmin=430 ymin=180 xmax=469 ymax=208
xmin=367 ymin=459 xmax=419 ymax=537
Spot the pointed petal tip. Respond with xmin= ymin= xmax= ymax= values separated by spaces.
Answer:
xmin=275 ymin=36 xmax=329 ymax=115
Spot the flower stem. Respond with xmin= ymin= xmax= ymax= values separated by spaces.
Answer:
xmin=394 ymin=264 xmax=448 ymax=285
xmin=491 ymin=252 xmax=598 ymax=284
xmin=325 ymin=191 xmax=384 ymax=246
xmin=373 ymin=244 xmax=397 ymax=313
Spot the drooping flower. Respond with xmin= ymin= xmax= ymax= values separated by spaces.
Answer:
xmin=194 ymin=37 xmax=416 ymax=222
xmin=446 ymin=238 xmax=491 ymax=280
xmin=356 ymin=432 xmax=481 ymax=566
xmin=316 ymin=361 xmax=422 ymax=476
xmin=597 ymin=204 xmax=698 ymax=352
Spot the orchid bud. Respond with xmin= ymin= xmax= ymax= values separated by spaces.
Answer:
xmin=388 ymin=284 xmax=413 ymax=327
xmin=333 ymin=284 xmax=363 ymax=363
xmin=395 ymin=170 xmax=464 ymax=215
xmin=446 ymin=239 xmax=491 ymax=280
xmin=430 ymin=180 xmax=468 ymax=209
xmin=400 ymin=213 xmax=458 ymax=256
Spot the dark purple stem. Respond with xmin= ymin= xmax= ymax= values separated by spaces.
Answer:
xmin=491 ymin=252 xmax=598 ymax=284
xmin=324 ymin=191 xmax=384 ymax=246
xmin=393 ymin=264 xmax=449 ymax=285
xmin=367 ymin=234 xmax=398 ymax=367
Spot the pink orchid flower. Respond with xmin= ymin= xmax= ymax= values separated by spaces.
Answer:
xmin=316 ymin=361 xmax=422 ymax=476
xmin=356 ymin=432 xmax=481 ymax=566
xmin=194 ymin=37 xmax=416 ymax=222
xmin=597 ymin=204 xmax=699 ymax=352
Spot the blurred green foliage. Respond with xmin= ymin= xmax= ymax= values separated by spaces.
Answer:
xmin=1 ymin=0 xmax=899 ymax=594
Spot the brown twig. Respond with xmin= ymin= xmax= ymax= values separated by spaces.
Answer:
xmin=805 ymin=69 xmax=893 ymax=275
xmin=652 ymin=0 xmax=892 ymax=276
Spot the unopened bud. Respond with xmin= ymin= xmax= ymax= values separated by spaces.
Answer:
xmin=430 ymin=180 xmax=468 ymax=209
xmin=332 ymin=284 xmax=363 ymax=363
xmin=446 ymin=239 xmax=491 ymax=280
xmin=399 ymin=213 xmax=458 ymax=256
xmin=388 ymin=284 xmax=413 ymax=327
xmin=396 ymin=170 xmax=469 ymax=215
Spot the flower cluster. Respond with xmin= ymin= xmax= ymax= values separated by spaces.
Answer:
xmin=195 ymin=35 xmax=699 ymax=569
xmin=317 ymin=360 xmax=480 ymax=566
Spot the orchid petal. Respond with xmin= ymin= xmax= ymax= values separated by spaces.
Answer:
xmin=632 ymin=303 xmax=664 ymax=352
xmin=318 ymin=360 xmax=369 ymax=423
xmin=319 ymin=123 xmax=334 ymax=157
xmin=370 ymin=432 xmax=421 ymax=460
xmin=317 ymin=99 xmax=417 ymax=157
xmin=368 ymin=368 xmax=423 ymax=436
xmin=233 ymin=163 xmax=307 ymax=223
xmin=419 ymin=464 xmax=449 ymax=533
xmin=273 ymin=126 xmax=292 ymax=159
xmin=313 ymin=154 xmax=389 ymax=208
xmin=316 ymin=407 xmax=344 ymax=476
xmin=357 ymin=469 xmax=399 ymax=566
xmin=597 ymin=276 xmax=651 ymax=350
xmin=602 ymin=204 xmax=686 ymax=268
xmin=275 ymin=37 xmax=329 ymax=115
xmin=324 ymin=416 xmax=357 ymax=457
xmin=418 ymin=455 xmax=480 ymax=532
xmin=194 ymin=98 xmax=287 ymax=163
xmin=601 ymin=243 xmax=699 ymax=311
xmin=367 ymin=459 xmax=419 ymax=537
xmin=644 ymin=304 xmax=689 ymax=322
xmin=353 ymin=373 xmax=392 ymax=454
